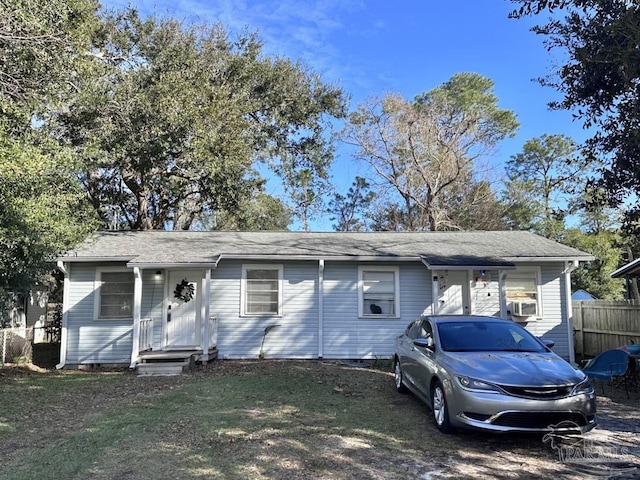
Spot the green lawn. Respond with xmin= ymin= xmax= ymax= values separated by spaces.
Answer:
xmin=0 ymin=361 xmax=583 ymax=479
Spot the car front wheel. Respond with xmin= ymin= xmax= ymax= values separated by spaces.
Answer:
xmin=432 ymin=380 xmax=454 ymax=433
xmin=394 ymin=358 xmax=408 ymax=393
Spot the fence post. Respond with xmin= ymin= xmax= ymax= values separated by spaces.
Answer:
xmin=574 ymin=301 xmax=584 ymax=359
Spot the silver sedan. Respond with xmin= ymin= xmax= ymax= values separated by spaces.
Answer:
xmin=393 ymin=315 xmax=597 ymax=433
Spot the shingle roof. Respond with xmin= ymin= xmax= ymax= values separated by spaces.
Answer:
xmin=59 ymin=230 xmax=594 ymax=267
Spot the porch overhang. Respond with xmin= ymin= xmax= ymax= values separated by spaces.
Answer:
xmin=420 ymin=254 xmax=516 ymax=271
xmin=611 ymin=258 xmax=640 ymax=278
xmin=127 ymin=254 xmax=221 ymax=269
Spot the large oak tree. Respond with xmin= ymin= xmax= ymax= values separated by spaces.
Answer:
xmin=53 ymin=8 xmax=346 ymax=230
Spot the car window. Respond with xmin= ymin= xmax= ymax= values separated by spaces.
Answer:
xmin=436 ymin=321 xmax=546 ymax=353
xmin=418 ymin=320 xmax=433 ymax=340
xmin=406 ymin=320 xmax=421 ymax=339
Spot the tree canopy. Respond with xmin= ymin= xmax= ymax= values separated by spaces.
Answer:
xmin=510 ymin=0 xmax=640 ymax=231
xmin=53 ymin=8 xmax=346 ymax=230
xmin=503 ymin=134 xmax=588 ymax=239
xmin=342 ymin=73 xmax=518 ymax=231
xmin=0 ymin=0 xmax=99 ymax=297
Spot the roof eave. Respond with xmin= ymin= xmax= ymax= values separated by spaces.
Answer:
xmin=611 ymin=258 xmax=640 ymax=278
xmin=218 ymin=254 xmax=420 ymax=262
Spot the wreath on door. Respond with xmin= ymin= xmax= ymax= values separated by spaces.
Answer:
xmin=173 ymin=279 xmax=195 ymax=303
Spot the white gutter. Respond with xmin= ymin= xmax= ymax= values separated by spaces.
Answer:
xmin=129 ymin=267 xmax=142 ymax=369
xmin=218 ymin=254 xmax=419 ymax=262
xmin=563 ymin=260 xmax=579 ymax=364
xmin=55 ymin=261 xmax=69 ymax=369
xmin=502 ymin=256 xmax=595 ymax=263
xmin=318 ymin=259 xmax=325 ymax=358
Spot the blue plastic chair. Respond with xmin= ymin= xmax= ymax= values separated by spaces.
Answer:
xmin=582 ymin=349 xmax=630 ymax=398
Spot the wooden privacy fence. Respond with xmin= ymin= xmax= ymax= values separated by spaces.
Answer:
xmin=573 ymin=300 xmax=640 ymax=358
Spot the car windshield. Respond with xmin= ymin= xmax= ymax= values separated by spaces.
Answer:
xmin=436 ymin=321 xmax=547 ymax=353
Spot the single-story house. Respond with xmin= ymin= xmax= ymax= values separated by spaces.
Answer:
xmin=55 ymin=230 xmax=594 ymax=370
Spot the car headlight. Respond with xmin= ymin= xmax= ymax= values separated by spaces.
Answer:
xmin=456 ymin=376 xmax=501 ymax=393
xmin=571 ymin=377 xmax=594 ymax=395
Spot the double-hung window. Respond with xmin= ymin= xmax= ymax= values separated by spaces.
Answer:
xmin=242 ymin=265 xmax=283 ymax=316
xmin=359 ymin=266 xmax=400 ymax=317
xmin=505 ymin=268 xmax=541 ymax=317
xmin=95 ymin=269 xmax=134 ymax=320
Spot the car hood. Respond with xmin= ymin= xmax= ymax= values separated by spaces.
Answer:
xmin=444 ymin=351 xmax=584 ymax=386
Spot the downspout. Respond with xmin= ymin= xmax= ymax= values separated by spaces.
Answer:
xmin=564 ymin=261 xmax=579 ymax=365
xmin=498 ymin=271 xmax=509 ymax=319
xmin=56 ymin=261 xmax=69 ymax=369
xmin=129 ymin=267 xmax=142 ymax=369
xmin=318 ymin=259 xmax=324 ymax=358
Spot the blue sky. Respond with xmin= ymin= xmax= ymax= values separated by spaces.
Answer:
xmin=101 ymin=0 xmax=585 ymax=230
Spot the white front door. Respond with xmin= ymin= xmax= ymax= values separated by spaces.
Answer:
xmin=165 ymin=270 xmax=201 ymax=349
xmin=437 ymin=270 xmax=469 ymax=315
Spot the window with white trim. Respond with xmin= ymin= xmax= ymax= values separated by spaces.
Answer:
xmin=95 ymin=269 xmax=134 ymax=320
xmin=242 ymin=265 xmax=283 ymax=316
xmin=505 ymin=269 xmax=541 ymax=317
xmin=359 ymin=266 xmax=400 ymax=317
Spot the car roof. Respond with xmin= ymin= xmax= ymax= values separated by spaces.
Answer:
xmin=424 ymin=315 xmax=512 ymax=324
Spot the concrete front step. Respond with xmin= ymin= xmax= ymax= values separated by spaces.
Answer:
xmin=137 ymin=360 xmax=191 ymax=376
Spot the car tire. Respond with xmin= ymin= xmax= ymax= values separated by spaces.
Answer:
xmin=432 ymin=380 xmax=454 ymax=433
xmin=394 ymin=358 xmax=408 ymax=393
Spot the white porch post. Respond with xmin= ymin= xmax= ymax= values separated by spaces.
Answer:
xmin=55 ymin=261 xmax=69 ymax=369
xmin=498 ymin=271 xmax=509 ymax=319
xmin=129 ymin=267 xmax=142 ymax=369
xmin=202 ymin=268 xmax=212 ymax=362
xmin=564 ymin=261 xmax=578 ymax=364
xmin=431 ymin=274 xmax=439 ymax=314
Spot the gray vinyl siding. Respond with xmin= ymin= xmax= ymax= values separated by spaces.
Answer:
xmin=65 ymin=263 xmax=133 ymax=365
xmin=323 ymin=262 xmax=432 ymax=359
xmin=471 ymin=270 xmax=500 ymax=316
xmin=520 ymin=263 xmax=569 ymax=360
xmin=62 ymin=259 xmax=572 ymax=363
xmin=211 ymin=260 xmax=319 ymax=359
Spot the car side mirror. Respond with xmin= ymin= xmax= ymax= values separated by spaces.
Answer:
xmin=414 ymin=337 xmax=434 ymax=350
xmin=539 ymin=338 xmax=555 ymax=349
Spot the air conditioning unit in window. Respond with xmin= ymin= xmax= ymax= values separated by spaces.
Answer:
xmin=512 ymin=301 xmax=538 ymax=317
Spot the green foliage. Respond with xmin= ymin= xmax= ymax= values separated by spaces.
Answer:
xmin=328 ymin=176 xmax=376 ymax=232
xmin=0 ymin=0 xmax=99 ymax=127
xmin=563 ymin=228 xmax=625 ymax=300
xmin=0 ymin=0 xmax=99 ymax=300
xmin=53 ymin=8 xmax=346 ymax=230
xmin=0 ymin=133 xmax=98 ymax=295
xmin=213 ymin=193 xmax=292 ymax=231
xmin=503 ymin=134 xmax=588 ymax=239
xmin=510 ymin=0 xmax=640 ymax=232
